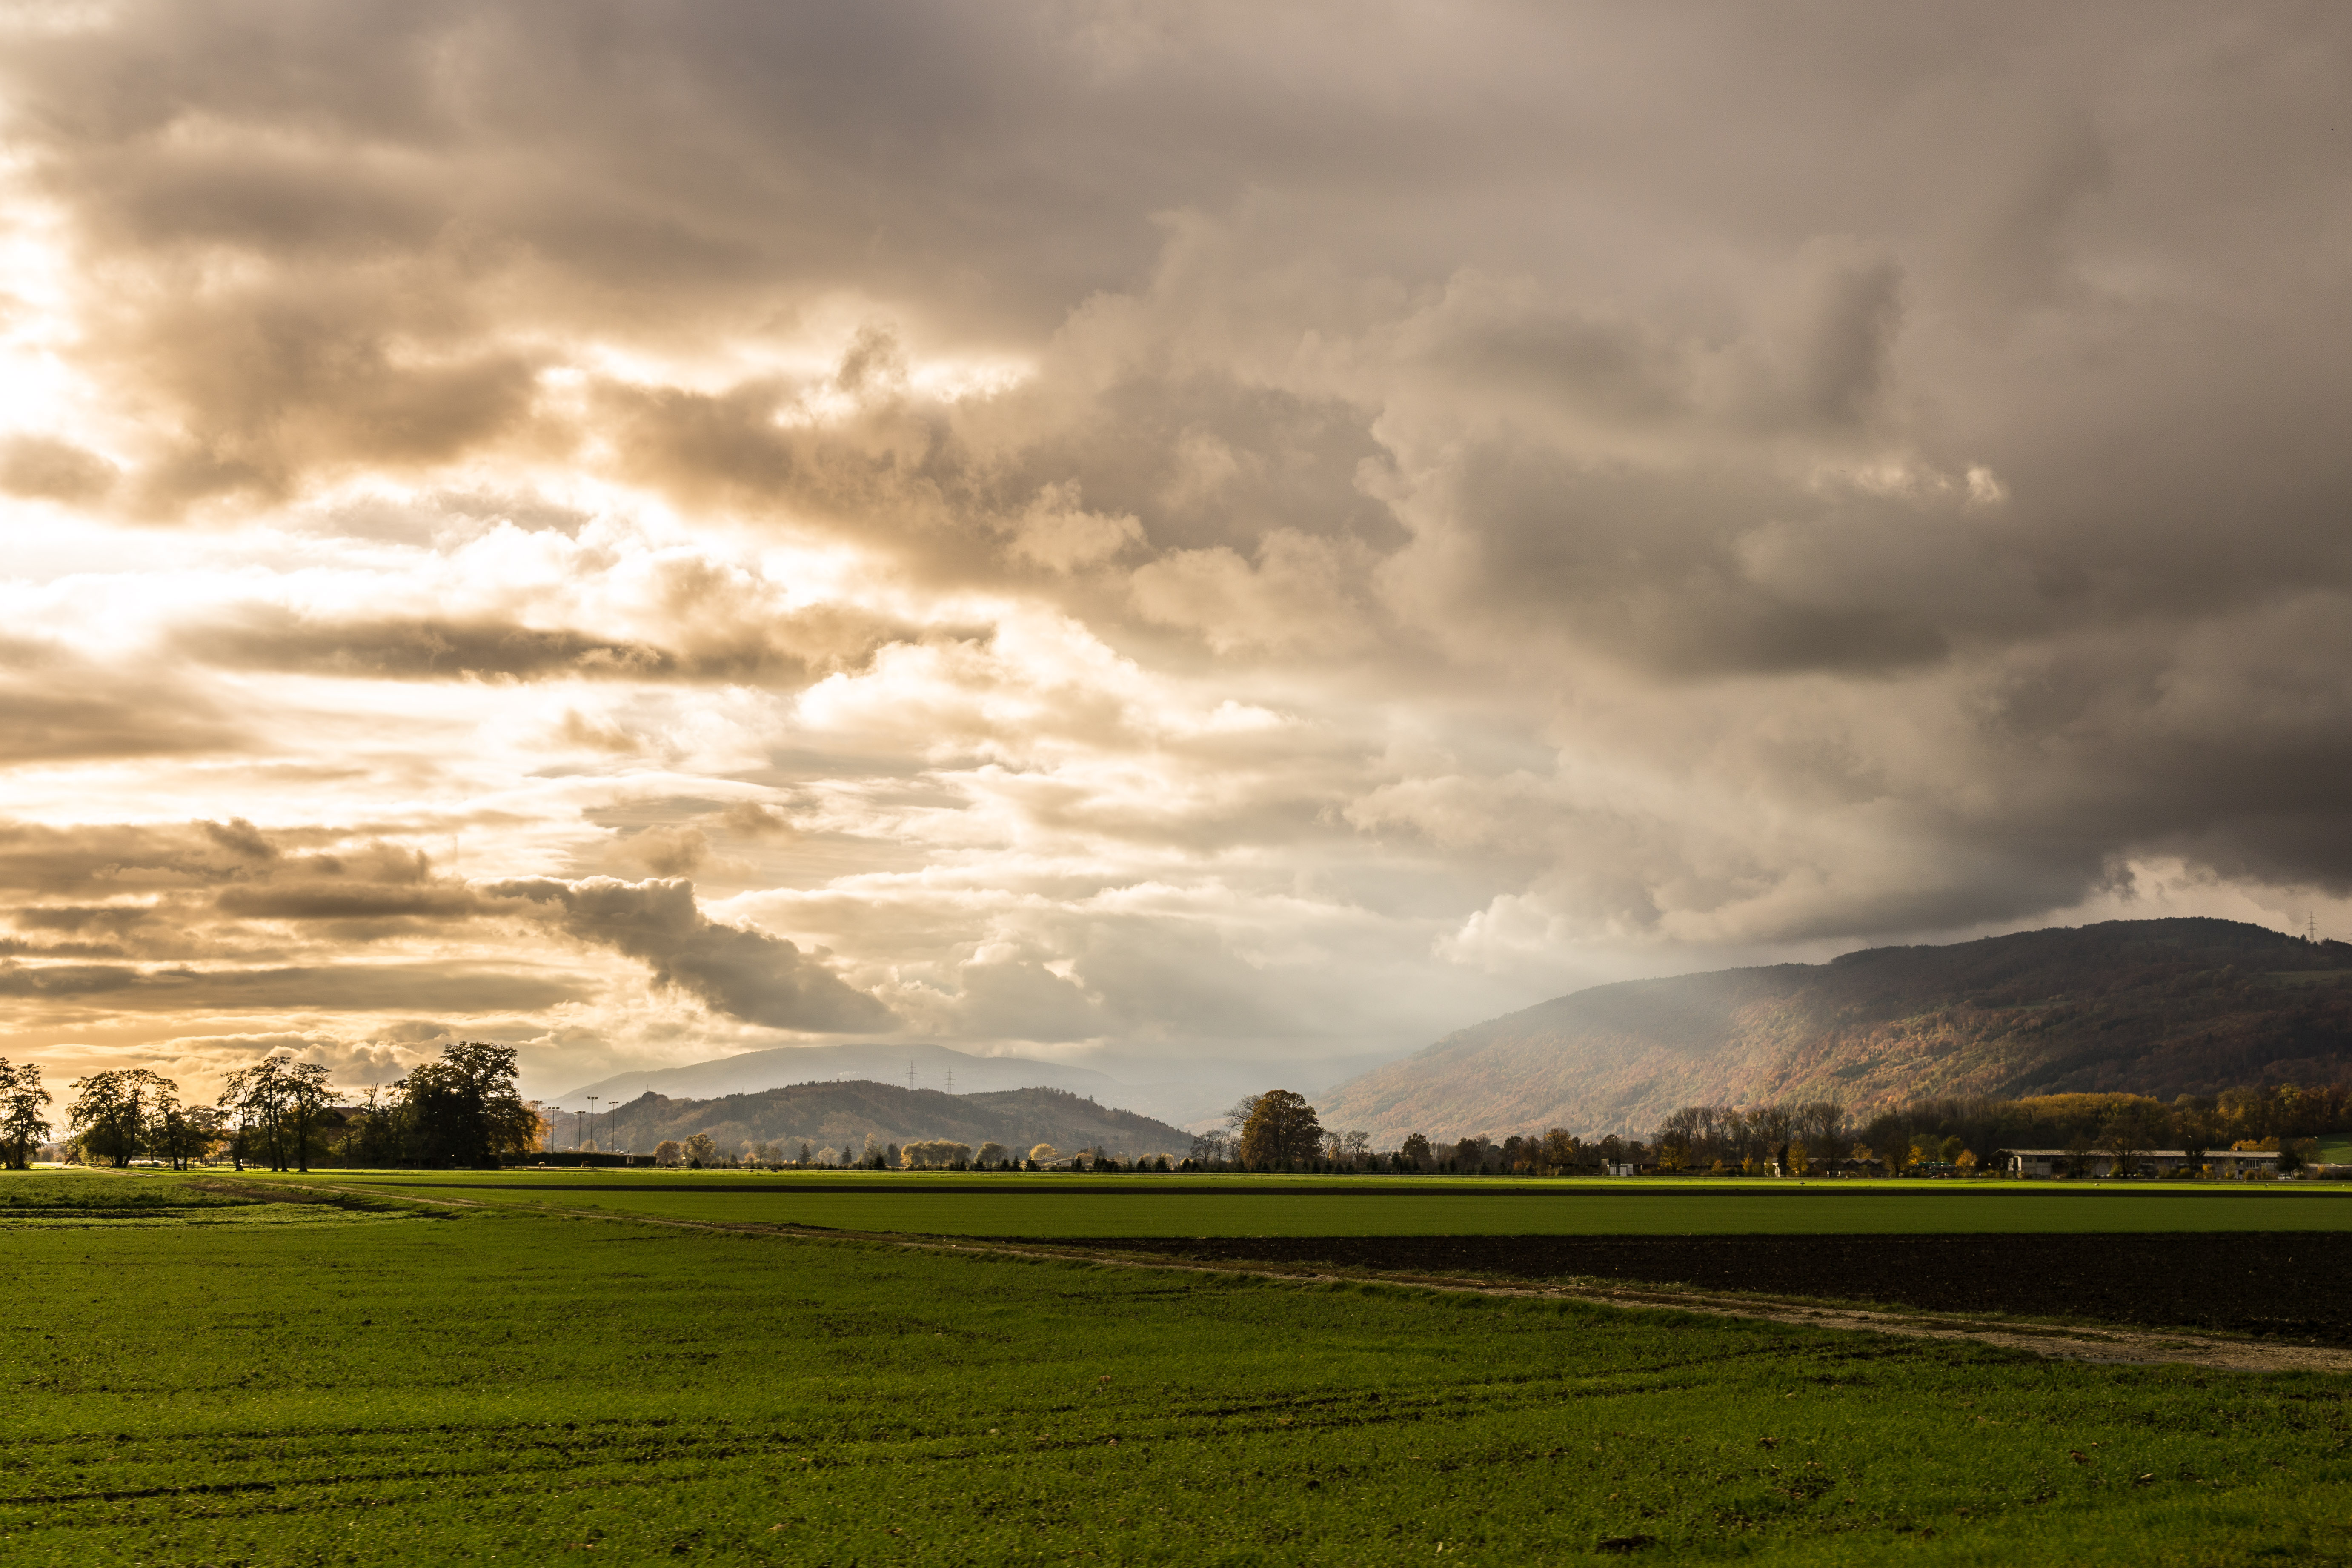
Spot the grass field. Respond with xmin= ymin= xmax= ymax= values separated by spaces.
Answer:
xmin=296 ymin=1167 xmax=2352 ymax=1238
xmin=7 ymin=1170 xmax=2352 ymax=1566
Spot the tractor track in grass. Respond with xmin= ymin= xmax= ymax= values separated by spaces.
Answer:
xmin=249 ymin=1177 xmax=2352 ymax=1376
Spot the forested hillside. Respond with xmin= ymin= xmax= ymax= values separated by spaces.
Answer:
xmin=581 ymin=1080 xmax=1192 ymax=1162
xmin=1316 ymin=919 xmax=2352 ymax=1141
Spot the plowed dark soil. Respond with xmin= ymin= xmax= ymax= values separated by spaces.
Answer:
xmin=1057 ymin=1232 xmax=2352 ymax=1345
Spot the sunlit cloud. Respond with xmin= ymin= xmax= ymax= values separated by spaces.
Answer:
xmin=0 ymin=3 xmax=2347 ymax=1105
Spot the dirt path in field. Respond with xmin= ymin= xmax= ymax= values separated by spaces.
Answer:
xmin=259 ymin=1179 xmax=2352 ymax=1376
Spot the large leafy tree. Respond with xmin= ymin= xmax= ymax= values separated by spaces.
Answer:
xmin=0 ymin=1059 xmax=53 ymax=1169
xmin=1237 ymin=1089 xmax=1323 ymax=1170
xmin=66 ymin=1069 xmax=178 ymax=1167
xmin=398 ymin=1042 xmax=541 ymax=1167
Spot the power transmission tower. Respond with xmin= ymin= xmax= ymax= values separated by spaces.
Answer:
xmin=946 ymin=1067 xmax=954 ymax=1095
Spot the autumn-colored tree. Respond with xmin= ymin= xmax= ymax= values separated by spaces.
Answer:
xmin=1237 ymin=1090 xmax=1322 ymax=1170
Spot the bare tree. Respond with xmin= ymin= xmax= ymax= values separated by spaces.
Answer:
xmin=2098 ymin=1109 xmax=2156 ymax=1177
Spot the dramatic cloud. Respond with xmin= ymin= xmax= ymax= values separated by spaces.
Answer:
xmin=2 ymin=3 xmax=2348 ymax=1105
xmin=487 ymin=876 xmax=897 ymax=1034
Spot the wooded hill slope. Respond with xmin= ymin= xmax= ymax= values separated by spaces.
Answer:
xmin=1315 ymin=918 xmax=2352 ymax=1142
xmin=582 ymin=1080 xmax=1193 ymax=1161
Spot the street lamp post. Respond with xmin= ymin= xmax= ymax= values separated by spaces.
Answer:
xmin=587 ymin=1096 xmax=600 ymax=1154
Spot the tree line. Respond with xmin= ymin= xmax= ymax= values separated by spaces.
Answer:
xmin=1178 ymin=1091 xmax=1620 ymax=1174
xmin=1844 ymin=1079 xmax=2349 ymax=1175
xmin=644 ymin=1133 xmax=1178 ymax=1171
xmin=17 ymin=1059 xmax=2335 ymax=1178
xmin=1180 ymin=1076 xmax=2352 ymax=1178
xmin=1637 ymin=1078 xmax=2352 ymax=1176
xmin=0 ymin=1042 xmax=546 ymax=1171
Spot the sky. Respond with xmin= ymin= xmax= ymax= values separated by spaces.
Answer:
xmin=3 ymin=2 xmax=2349 ymax=1105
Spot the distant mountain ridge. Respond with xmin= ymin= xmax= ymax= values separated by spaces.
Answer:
xmin=1315 ymin=918 xmax=2352 ymax=1143
xmin=555 ymin=1042 xmax=1129 ymax=1108
xmin=577 ymin=1080 xmax=1194 ymax=1161
xmin=551 ymin=1040 xmax=1391 ymax=1127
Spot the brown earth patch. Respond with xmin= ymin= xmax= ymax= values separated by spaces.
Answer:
xmin=1042 ymin=1232 xmax=2352 ymax=1346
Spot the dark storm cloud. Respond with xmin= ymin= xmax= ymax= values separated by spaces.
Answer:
xmin=0 ymin=817 xmax=280 ymax=896
xmin=183 ymin=613 xmax=711 ymax=683
xmin=0 ymin=816 xmax=894 ymax=1031
xmin=0 ymin=959 xmax=578 ymax=1012
xmin=213 ymin=881 xmax=477 ymax=921
xmin=487 ymin=876 xmax=898 ymax=1033
xmin=174 ymin=595 xmax=937 ymax=686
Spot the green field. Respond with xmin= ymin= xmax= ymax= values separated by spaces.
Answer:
xmin=297 ymin=1167 xmax=2352 ymax=1237
xmin=6 ymin=1170 xmax=2351 ymax=1566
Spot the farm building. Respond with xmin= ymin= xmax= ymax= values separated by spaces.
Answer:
xmin=2004 ymin=1147 xmax=2282 ymax=1179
